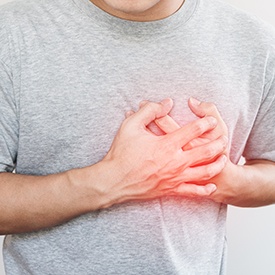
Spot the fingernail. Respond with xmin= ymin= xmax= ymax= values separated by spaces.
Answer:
xmin=206 ymin=184 xmax=217 ymax=194
xmin=190 ymin=97 xmax=201 ymax=106
xmin=208 ymin=116 xmax=217 ymax=127
xmin=161 ymin=98 xmax=173 ymax=107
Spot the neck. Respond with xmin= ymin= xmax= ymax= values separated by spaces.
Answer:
xmin=89 ymin=0 xmax=185 ymax=22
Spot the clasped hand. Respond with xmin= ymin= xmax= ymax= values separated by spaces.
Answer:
xmin=142 ymin=97 xmax=241 ymax=205
xmin=101 ymin=98 xmax=229 ymax=207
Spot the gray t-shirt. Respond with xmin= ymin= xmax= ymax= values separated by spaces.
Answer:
xmin=1 ymin=0 xmax=275 ymax=274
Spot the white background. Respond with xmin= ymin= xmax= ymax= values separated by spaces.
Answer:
xmin=0 ymin=0 xmax=275 ymax=274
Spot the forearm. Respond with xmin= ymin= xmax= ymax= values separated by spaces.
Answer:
xmin=241 ymin=160 xmax=275 ymax=207
xmin=0 ymin=162 xmax=108 ymax=235
xmin=0 ymin=100 xmax=231 ymax=234
xmin=212 ymin=159 xmax=275 ymax=207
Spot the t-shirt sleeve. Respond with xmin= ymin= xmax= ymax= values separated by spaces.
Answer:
xmin=0 ymin=22 xmax=18 ymax=173
xmin=243 ymin=61 xmax=275 ymax=162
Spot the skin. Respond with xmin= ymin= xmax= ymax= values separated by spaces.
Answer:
xmin=138 ymin=98 xmax=275 ymax=207
xmin=89 ymin=0 xmax=185 ymax=21
xmin=1 ymin=0 xmax=274 ymax=237
xmin=0 ymin=99 xmax=228 ymax=234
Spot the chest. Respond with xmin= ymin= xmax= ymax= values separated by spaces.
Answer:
xmin=16 ymin=30 xmax=264 ymax=173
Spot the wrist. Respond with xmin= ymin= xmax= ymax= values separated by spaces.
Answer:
xmin=65 ymin=160 xmax=122 ymax=212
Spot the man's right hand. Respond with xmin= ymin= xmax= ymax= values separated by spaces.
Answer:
xmin=0 ymin=98 xmax=227 ymax=234
xmin=92 ymin=99 xmax=228 ymax=208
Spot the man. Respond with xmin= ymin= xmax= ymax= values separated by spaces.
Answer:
xmin=0 ymin=0 xmax=274 ymax=274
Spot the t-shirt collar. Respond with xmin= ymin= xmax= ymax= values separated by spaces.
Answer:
xmin=72 ymin=0 xmax=200 ymax=36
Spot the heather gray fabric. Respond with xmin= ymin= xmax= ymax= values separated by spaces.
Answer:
xmin=1 ymin=0 xmax=275 ymax=274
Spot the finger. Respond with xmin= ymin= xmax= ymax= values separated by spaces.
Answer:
xmin=181 ymin=154 xmax=227 ymax=182
xmin=182 ymin=135 xmax=228 ymax=167
xmin=188 ymin=98 xmax=229 ymax=146
xmin=125 ymin=110 xmax=135 ymax=118
xmin=157 ymin=155 xmax=226 ymax=189
xmin=189 ymin=98 xmax=220 ymax=119
xmin=188 ymin=97 xmax=206 ymax=118
xmin=121 ymin=183 xmax=216 ymax=201
xmin=155 ymin=115 xmax=180 ymax=134
xmin=132 ymin=98 xmax=173 ymax=127
xmin=166 ymin=116 xmax=217 ymax=148
xmin=183 ymin=137 xmax=208 ymax=150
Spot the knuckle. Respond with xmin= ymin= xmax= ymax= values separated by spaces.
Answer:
xmin=204 ymin=162 xmax=221 ymax=180
xmin=192 ymin=120 xmax=205 ymax=135
xmin=204 ymin=165 xmax=215 ymax=180
xmin=203 ymin=146 xmax=216 ymax=159
xmin=215 ymin=137 xmax=227 ymax=152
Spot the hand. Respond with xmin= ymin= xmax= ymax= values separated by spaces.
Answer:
xmin=151 ymin=98 xmax=244 ymax=205
xmin=153 ymin=97 xmax=229 ymax=154
xmin=183 ymin=100 xmax=275 ymax=206
xmin=184 ymin=99 xmax=245 ymax=205
xmin=100 ymin=99 xmax=228 ymax=208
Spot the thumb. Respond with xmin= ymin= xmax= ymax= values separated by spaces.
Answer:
xmin=133 ymin=98 xmax=173 ymax=127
